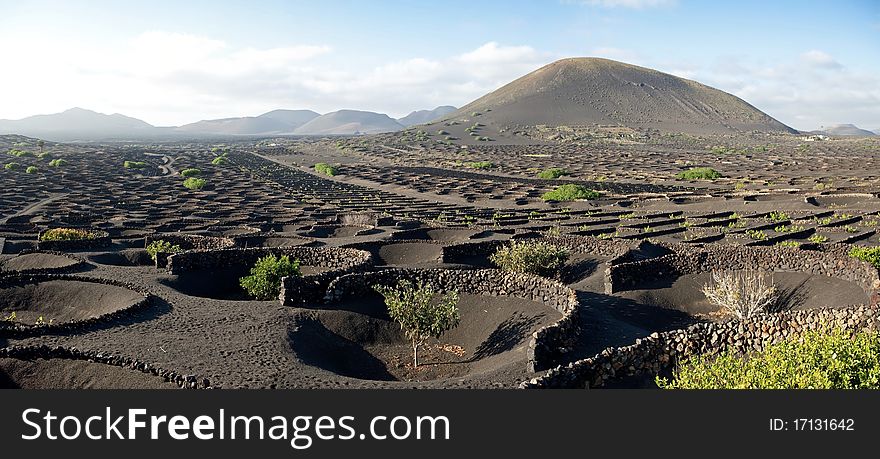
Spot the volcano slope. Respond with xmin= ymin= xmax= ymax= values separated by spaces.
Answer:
xmin=422 ymin=57 xmax=795 ymax=144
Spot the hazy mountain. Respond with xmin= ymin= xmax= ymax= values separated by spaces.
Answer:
xmin=397 ymin=106 xmax=457 ymax=127
xmin=257 ymin=109 xmax=320 ymax=128
xmin=0 ymin=107 xmax=156 ymax=140
xmin=294 ymin=109 xmax=404 ymax=135
xmin=430 ymin=57 xmax=795 ymax=136
xmin=813 ymin=124 xmax=877 ymax=137
xmin=175 ymin=117 xmax=294 ymax=135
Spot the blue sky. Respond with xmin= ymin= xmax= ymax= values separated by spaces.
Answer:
xmin=0 ymin=0 xmax=877 ymax=130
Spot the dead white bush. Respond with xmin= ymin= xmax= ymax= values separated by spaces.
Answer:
xmin=701 ymin=269 xmax=778 ymax=319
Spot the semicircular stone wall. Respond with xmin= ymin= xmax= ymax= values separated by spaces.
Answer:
xmin=320 ymin=268 xmax=579 ymax=372
xmin=522 ymin=304 xmax=879 ymax=389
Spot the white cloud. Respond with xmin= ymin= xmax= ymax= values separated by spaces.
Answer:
xmin=1 ymin=31 xmax=874 ymax=131
xmin=800 ymin=50 xmax=842 ymax=69
xmin=688 ymin=52 xmax=879 ymax=130
xmin=0 ymin=36 xmax=553 ymax=124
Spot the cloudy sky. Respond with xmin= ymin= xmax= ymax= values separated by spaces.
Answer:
xmin=0 ymin=0 xmax=878 ymax=130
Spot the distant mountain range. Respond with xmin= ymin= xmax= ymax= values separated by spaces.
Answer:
xmin=397 ymin=106 xmax=457 ymax=127
xmin=6 ymin=58 xmax=873 ymax=142
xmin=0 ymin=106 xmax=457 ymax=141
xmin=811 ymin=124 xmax=877 ymax=137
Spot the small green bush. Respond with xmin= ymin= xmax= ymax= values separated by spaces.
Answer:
xmin=676 ymin=167 xmax=722 ymax=180
xmin=124 ymin=161 xmax=148 ymax=169
xmin=211 ymin=156 xmax=228 ymax=165
xmin=180 ymin=168 xmax=202 ymax=177
xmin=490 ymin=241 xmax=569 ymax=277
xmin=7 ymin=149 xmax=32 ymax=158
xmin=658 ymin=329 xmax=880 ymax=389
xmin=48 ymin=159 xmax=66 ymax=167
xmin=542 ymin=184 xmax=600 ymax=201
xmin=465 ymin=161 xmax=494 ymax=169
xmin=849 ymin=246 xmax=880 ymax=269
xmin=39 ymin=228 xmax=99 ymax=241
xmin=25 ymin=166 xmax=38 ymax=174
xmin=537 ymin=168 xmax=569 ymax=180
xmin=314 ymin=162 xmax=338 ymax=176
xmin=145 ymin=240 xmax=183 ymax=262
xmin=768 ymin=211 xmax=789 ymax=223
xmin=5 ymin=162 xmax=20 ymax=170
xmin=37 ymin=152 xmax=52 ymax=160
xmin=183 ymin=177 xmax=207 ymax=190
xmin=239 ymin=254 xmax=301 ymax=300
xmin=373 ymin=279 xmax=460 ymax=368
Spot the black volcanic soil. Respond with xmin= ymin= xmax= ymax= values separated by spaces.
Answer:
xmin=0 ymin=252 xmax=79 ymax=272
xmin=617 ymin=271 xmax=869 ymax=317
xmin=290 ymin=294 xmax=560 ymax=383
xmin=1 ymin=132 xmax=879 ymax=389
xmin=0 ymin=358 xmax=175 ymax=389
xmin=0 ymin=279 xmax=144 ymax=325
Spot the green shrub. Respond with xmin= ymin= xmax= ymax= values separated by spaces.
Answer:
xmin=808 ymin=234 xmax=829 ymax=244
xmin=849 ymin=246 xmax=880 ymax=269
xmin=123 ymin=161 xmax=148 ymax=169
xmin=465 ymin=161 xmax=494 ymax=169
xmin=145 ymin=240 xmax=183 ymax=262
xmin=490 ymin=241 xmax=569 ymax=276
xmin=25 ymin=166 xmax=38 ymax=174
xmin=658 ymin=329 xmax=880 ymax=389
xmin=37 ymin=152 xmax=52 ymax=160
xmin=211 ymin=156 xmax=228 ymax=165
xmin=745 ymin=229 xmax=767 ymax=240
xmin=7 ymin=149 xmax=32 ymax=158
xmin=180 ymin=168 xmax=202 ymax=177
xmin=768 ymin=211 xmax=789 ymax=223
xmin=239 ymin=254 xmax=301 ymax=300
xmin=537 ymin=168 xmax=569 ymax=179
xmin=542 ymin=184 xmax=600 ymax=201
xmin=314 ymin=162 xmax=338 ymax=176
xmin=39 ymin=228 xmax=99 ymax=241
xmin=373 ymin=279 xmax=460 ymax=368
xmin=676 ymin=167 xmax=722 ymax=180
xmin=182 ymin=177 xmax=207 ymax=190
xmin=5 ymin=162 xmax=20 ymax=170
xmin=48 ymin=159 xmax=66 ymax=167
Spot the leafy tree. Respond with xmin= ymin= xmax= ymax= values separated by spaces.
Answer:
xmin=373 ymin=279 xmax=460 ymax=368
xmin=239 ymin=254 xmax=301 ymax=300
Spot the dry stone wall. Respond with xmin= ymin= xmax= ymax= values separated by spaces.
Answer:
xmin=322 ymin=268 xmax=579 ymax=372
xmin=523 ymin=304 xmax=879 ymax=389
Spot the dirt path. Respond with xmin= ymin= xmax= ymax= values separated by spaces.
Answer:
xmin=145 ymin=153 xmax=177 ymax=176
